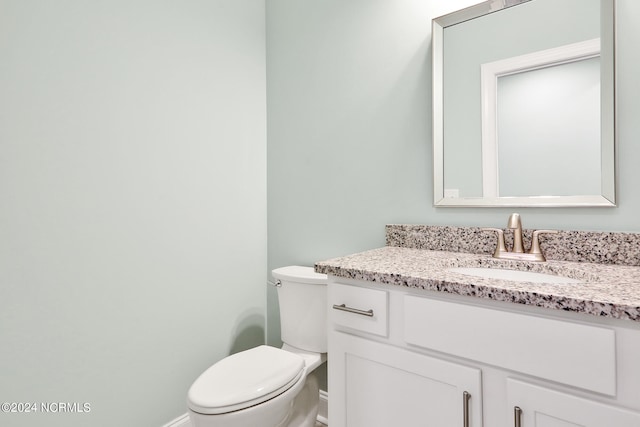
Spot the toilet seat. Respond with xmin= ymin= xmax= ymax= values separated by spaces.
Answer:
xmin=188 ymin=346 xmax=305 ymax=415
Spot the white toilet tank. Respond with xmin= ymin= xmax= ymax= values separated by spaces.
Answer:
xmin=272 ymin=266 xmax=327 ymax=353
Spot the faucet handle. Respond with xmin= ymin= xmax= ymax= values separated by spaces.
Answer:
xmin=528 ymin=229 xmax=558 ymax=260
xmin=481 ymin=228 xmax=507 ymax=258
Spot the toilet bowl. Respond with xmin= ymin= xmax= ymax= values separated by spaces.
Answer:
xmin=187 ymin=266 xmax=327 ymax=427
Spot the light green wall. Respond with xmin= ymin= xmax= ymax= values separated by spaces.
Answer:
xmin=266 ymin=0 xmax=640 ymax=345
xmin=0 ymin=1 xmax=266 ymax=426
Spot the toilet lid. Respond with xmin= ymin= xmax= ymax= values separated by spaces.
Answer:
xmin=187 ymin=345 xmax=305 ymax=415
xmin=272 ymin=265 xmax=327 ymax=285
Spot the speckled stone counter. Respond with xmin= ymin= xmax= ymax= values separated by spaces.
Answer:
xmin=385 ymin=224 xmax=640 ymax=266
xmin=316 ymin=242 xmax=640 ymax=323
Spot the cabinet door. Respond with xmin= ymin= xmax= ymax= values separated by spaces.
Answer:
xmin=507 ymin=379 xmax=640 ymax=427
xmin=329 ymin=332 xmax=482 ymax=427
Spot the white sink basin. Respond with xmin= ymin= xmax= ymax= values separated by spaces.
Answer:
xmin=448 ymin=267 xmax=581 ymax=284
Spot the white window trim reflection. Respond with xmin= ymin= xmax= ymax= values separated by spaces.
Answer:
xmin=480 ymin=38 xmax=600 ymax=197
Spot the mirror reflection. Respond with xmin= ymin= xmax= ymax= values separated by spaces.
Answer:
xmin=433 ymin=0 xmax=616 ymax=207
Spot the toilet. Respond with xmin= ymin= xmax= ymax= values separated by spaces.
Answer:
xmin=187 ymin=266 xmax=327 ymax=427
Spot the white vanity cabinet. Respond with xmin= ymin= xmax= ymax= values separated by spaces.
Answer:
xmin=327 ymin=279 xmax=640 ymax=427
xmin=506 ymin=379 xmax=640 ymax=427
xmin=330 ymin=332 xmax=481 ymax=427
xmin=328 ymin=282 xmax=483 ymax=427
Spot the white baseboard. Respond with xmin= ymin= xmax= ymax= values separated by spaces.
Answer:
xmin=161 ymin=413 xmax=191 ymax=427
xmin=163 ymin=390 xmax=328 ymax=427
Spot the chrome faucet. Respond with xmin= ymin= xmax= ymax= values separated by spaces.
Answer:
xmin=483 ymin=213 xmax=557 ymax=262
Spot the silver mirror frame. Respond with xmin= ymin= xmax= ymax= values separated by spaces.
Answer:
xmin=432 ymin=0 xmax=617 ymax=207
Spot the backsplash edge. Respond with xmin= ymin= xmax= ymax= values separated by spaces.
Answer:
xmin=385 ymin=224 xmax=640 ymax=267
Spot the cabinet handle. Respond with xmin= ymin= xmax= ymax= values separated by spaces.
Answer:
xmin=514 ymin=406 xmax=522 ymax=427
xmin=332 ymin=303 xmax=374 ymax=317
xmin=463 ymin=391 xmax=470 ymax=427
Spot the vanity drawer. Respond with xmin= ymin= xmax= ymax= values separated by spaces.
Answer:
xmin=329 ymin=283 xmax=388 ymax=336
xmin=403 ymin=295 xmax=616 ymax=395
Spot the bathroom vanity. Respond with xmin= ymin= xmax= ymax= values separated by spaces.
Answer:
xmin=316 ymin=225 xmax=640 ymax=427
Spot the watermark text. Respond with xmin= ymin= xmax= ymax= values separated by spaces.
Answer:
xmin=1 ymin=402 xmax=91 ymax=414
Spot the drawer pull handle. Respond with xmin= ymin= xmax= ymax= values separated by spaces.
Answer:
xmin=514 ymin=406 xmax=522 ymax=427
xmin=332 ymin=304 xmax=374 ymax=317
xmin=463 ymin=391 xmax=470 ymax=427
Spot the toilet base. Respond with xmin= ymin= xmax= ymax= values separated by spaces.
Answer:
xmin=288 ymin=369 xmax=320 ymax=427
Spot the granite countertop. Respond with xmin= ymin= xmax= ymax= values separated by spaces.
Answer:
xmin=315 ymin=246 xmax=640 ymax=323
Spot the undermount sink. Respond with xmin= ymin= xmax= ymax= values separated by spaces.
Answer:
xmin=448 ymin=267 xmax=582 ymax=284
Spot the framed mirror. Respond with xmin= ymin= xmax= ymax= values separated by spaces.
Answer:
xmin=433 ymin=0 xmax=616 ymax=207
